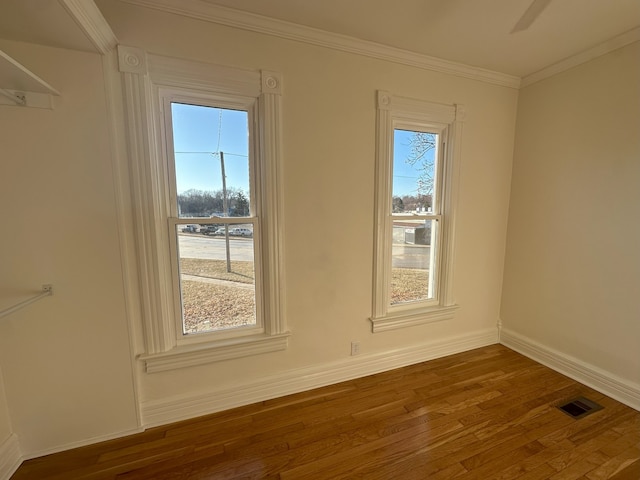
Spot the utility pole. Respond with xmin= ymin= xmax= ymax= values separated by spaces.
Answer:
xmin=220 ymin=151 xmax=231 ymax=272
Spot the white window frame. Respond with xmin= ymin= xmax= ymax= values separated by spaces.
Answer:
xmin=117 ymin=46 xmax=288 ymax=372
xmin=371 ymin=91 xmax=464 ymax=333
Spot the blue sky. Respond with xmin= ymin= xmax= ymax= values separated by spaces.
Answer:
xmin=171 ymin=103 xmax=249 ymax=195
xmin=171 ymin=103 xmax=433 ymax=198
xmin=393 ymin=129 xmax=436 ymax=197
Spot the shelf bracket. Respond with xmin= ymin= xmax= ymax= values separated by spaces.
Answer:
xmin=0 ymin=88 xmax=27 ymax=106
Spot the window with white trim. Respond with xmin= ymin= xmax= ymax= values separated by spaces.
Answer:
xmin=117 ymin=47 xmax=288 ymax=372
xmin=371 ymin=91 xmax=463 ymax=333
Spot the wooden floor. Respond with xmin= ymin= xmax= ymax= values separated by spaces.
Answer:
xmin=12 ymin=345 xmax=640 ymax=479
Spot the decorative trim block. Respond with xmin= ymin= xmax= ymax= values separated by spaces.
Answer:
xmin=117 ymin=45 xmax=148 ymax=75
xmin=261 ymin=71 xmax=282 ymax=95
xmin=377 ymin=91 xmax=392 ymax=110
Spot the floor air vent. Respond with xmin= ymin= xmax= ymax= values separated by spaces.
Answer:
xmin=557 ymin=396 xmax=603 ymax=419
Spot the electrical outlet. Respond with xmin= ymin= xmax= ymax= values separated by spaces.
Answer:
xmin=350 ymin=341 xmax=360 ymax=356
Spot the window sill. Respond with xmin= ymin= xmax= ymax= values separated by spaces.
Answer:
xmin=369 ymin=304 xmax=458 ymax=333
xmin=139 ymin=332 xmax=290 ymax=373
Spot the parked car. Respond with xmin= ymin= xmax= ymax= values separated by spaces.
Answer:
xmin=201 ymin=225 xmax=221 ymax=235
xmin=181 ymin=224 xmax=200 ymax=233
xmin=229 ymin=227 xmax=252 ymax=237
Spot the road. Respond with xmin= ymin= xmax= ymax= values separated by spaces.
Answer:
xmin=392 ymin=244 xmax=430 ymax=269
xmin=179 ymin=234 xmax=429 ymax=269
xmin=178 ymin=234 xmax=254 ymax=262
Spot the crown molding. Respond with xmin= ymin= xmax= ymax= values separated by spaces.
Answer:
xmin=121 ymin=0 xmax=521 ymax=89
xmin=521 ymin=27 xmax=640 ymax=88
xmin=59 ymin=0 xmax=118 ymax=55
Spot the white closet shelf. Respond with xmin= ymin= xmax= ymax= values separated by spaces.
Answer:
xmin=0 ymin=48 xmax=60 ymax=109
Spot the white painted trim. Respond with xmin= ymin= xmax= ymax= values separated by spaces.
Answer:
xmin=59 ymin=0 xmax=118 ymax=55
xmin=101 ymin=51 xmax=144 ymax=427
xmin=121 ymin=0 xmax=520 ymax=89
xmin=119 ymin=47 xmax=288 ymax=367
xmin=370 ymin=305 xmax=459 ymax=333
xmin=0 ymin=434 xmax=22 ymax=480
xmin=521 ymin=27 xmax=640 ymax=87
xmin=371 ymin=92 xmax=463 ymax=331
xmin=140 ymin=332 xmax=290 ymax=373
xmin=141 ymin=328 xmax=499 ymax=427
xmin=21 ymin=427 xmax=143 ymax=462
xmin=500 ymin=328 xmax=640 ymax=411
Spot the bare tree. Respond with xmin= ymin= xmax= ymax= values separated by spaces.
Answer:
xmin=405 ymin=132 xmax=436 ymax=208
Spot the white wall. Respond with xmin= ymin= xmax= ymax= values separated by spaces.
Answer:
xmin=0 ymin=40 xmax=139 ymax=456
xmin=99 ymin=2 xmax=518 ymax=423
xmin=501 ymin=42 xmax=640 ymax=397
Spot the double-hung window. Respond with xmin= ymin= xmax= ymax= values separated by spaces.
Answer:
xmin=166 ymin=100 xmax=260 ymax=337
xmin=371 ymin=91 xmax=464 ymax=332
xmin=117 ymin=47 xmax=288 ymax=372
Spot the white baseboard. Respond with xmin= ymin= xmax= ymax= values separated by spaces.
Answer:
xmin=500 ymin=328 xmax=640 ymax=411
xmin=142 ymin=328 xmax=499 ymax=427
xmin=0 ymin=434 xmax=22 ymax=480
xmin=22 ymin=427 xmax=144 ymax=461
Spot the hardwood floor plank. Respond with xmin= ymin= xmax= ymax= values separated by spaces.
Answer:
xmin=480 ymin=439 xmax=576 ymax=480
xmin=547 ymin=453 xmax=609 ymax=480
xmin=585 ymin=444 xmax=640 ymax=480
xmin=11 ymin=346 xmax=640 ymax=479
xmin=455 ymin=440 xmax=547 ymax=479
xmin=606 ymin=459 xmax=640 ymax=480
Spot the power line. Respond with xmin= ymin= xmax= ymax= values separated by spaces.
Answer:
xmin=174 ymin=151 xmax=248 ymax=158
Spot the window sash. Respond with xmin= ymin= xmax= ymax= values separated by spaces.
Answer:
xmin=386 ymin=129 xmax=445 ymax=311
xmin=167 ymin=217 xmax=264 ymax=344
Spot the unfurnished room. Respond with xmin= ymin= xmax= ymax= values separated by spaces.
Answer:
xmin=0 ymin=0 xmax=639 ymax=478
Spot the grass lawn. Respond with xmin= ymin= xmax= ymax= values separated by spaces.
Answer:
xmin=178 ymin=258 xmax=428 ymax=332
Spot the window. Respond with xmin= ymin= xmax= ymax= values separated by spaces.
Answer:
xmin=371 ymin=91 xmax=464 ymax=332
xmin=167 ymin=103 xmax=258 ymax=338
xmin=117 ymin=47 xmax=288 ymax=372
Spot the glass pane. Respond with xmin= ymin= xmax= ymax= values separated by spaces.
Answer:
xmin=171 ymin=103 xmax=250 ymax=218
xmin=391 ymin=219 xmax=436 ymax=305
xmin=176 ymin=224 xmax=256 ymax=334
xmin=392 ymin=129 xmax=438 ymax=214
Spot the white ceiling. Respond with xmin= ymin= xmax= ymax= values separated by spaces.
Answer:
xmin=199 ymin=0 xmax=640 ymax=77
xmin=0 ymin=0 xmax=639 ymax=79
